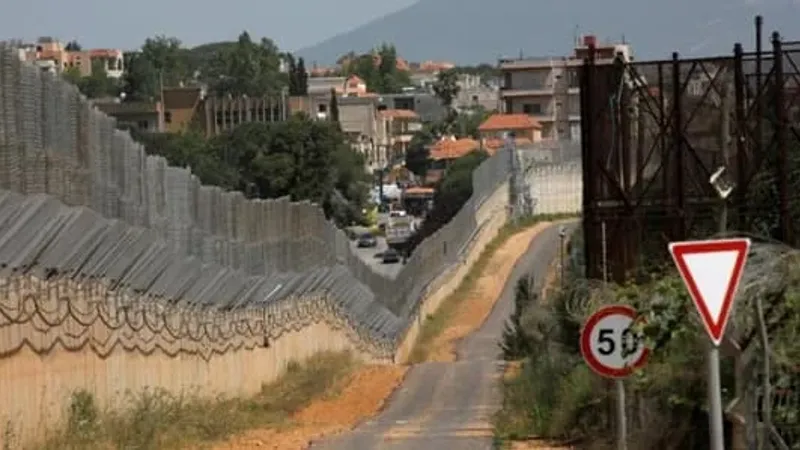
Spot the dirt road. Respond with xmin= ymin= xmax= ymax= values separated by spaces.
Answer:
xmin=310 ymin=222 xmax=574 ymax=450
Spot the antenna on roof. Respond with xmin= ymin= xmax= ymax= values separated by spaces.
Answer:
xmin=574 ymin=25 xmax=580 ymax=47
xmin=622 ymin=34 xmax=626 ymax=44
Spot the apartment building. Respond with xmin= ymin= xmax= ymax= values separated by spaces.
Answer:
xmin=499 ymin=35 xmax=632 ymax=140
xmin=17 ymin=37 xmax=124 ymax=78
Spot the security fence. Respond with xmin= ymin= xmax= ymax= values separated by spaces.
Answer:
xmin=0 ymin=43 xmax=512 ymax=351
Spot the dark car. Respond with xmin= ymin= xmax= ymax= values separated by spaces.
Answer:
xmin=382 ymin=248 xmax=401 ymax=264
xmin=357 ymin=233 xmax=378 ymax=248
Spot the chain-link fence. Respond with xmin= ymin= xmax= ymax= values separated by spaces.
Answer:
xmin=0 ymin=44 xmax=512 ymax=351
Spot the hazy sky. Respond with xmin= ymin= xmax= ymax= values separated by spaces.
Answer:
xmin=1 ymin=0 xmax=417 ymax=51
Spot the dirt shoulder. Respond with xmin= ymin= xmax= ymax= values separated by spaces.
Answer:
xmin=210 ymin=365 xmax=407 ymax=450
xmin=425 ymin=222 xmax=551 ymax=362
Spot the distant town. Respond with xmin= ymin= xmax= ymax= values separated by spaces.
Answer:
xmin=15 ymin=34 xmax=632 ymax=176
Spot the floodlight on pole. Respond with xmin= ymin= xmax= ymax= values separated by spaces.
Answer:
xmin=709 ymin=166 xmax=734 ymax=200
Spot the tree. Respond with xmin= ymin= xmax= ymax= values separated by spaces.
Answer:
xmin=407 ymin=150 xmax=489 ymax=251
xmin=140 ymin=35 xmax=188 ymax=87
xmin=65 ymin=40 xmax=82 ymax=51
xmin=286 ymin=53 xmax=299 ymax=95
xmin=207 ymin=32 xmax=284 ymax=97
xmin=433 ymin=69 xmax=461 ymax=110
xmin=433 ymin=69 xmax=462 ymax=133
xmin=345 ymin=44 xmax=410 ymax=94
xmin=62 ymin=66 xmax=82 ymax=85
xmin=405 ymin=123 xmax=439 ymax=177
xmin=329 ymin=88 xmax=340 ymax=124
xmin=121 ymin=35 xmax=186 ymax=101
xmin=75 ymin=60 xmax=119 ymax=98
xmin=296 ymin=58 xmax=308 ymax=95
xmin=121 ymin=52 xmax=159 ymax=101
xmin=130 ymin=129 xmax=240 ymax=190
xmin=501 ymin=276 xmax=539 ymax=360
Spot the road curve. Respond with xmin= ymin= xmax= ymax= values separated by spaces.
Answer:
xmin=310 ymin=222 xmax=574 ymax=450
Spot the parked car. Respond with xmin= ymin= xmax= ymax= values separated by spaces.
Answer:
xmin=357 ymin=233 xmax=378 ymax=248
xmin=382 ymin=248 xmax=401 ymax=264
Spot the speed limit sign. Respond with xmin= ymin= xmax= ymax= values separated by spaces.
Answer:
xmin=580 ymin=305 xmax=649 ymax=378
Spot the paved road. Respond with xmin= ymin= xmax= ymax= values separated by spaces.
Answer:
xmin=350 ymin=237 xmax=403 ymax=278
xmin=311 ymin=222 xmax=575 ymax=450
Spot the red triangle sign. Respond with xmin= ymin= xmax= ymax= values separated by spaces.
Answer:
xmin=668 ymin=238 xmax=750 ymax=346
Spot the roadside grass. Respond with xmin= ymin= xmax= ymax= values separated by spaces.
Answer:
xmin=33 ymin=351 xmax=356 ymax=450
xmin=492 ymin=226 xmax=594 ymax=448
xmin=407 ymin=213 xmax=577 ymax=364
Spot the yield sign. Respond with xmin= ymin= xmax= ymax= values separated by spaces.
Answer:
xmin=668 ymin=238 xmax=751 ymax=346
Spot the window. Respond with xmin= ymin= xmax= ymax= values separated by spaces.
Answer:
xmin=504 ymin=72 xmax=512 ymax=89
xmin=568 ymin=69 xmax=580 ymax=88
xmin=137 ymin=120 xmax=149 ymax=130
xmin=318 ymin=103 xmax=327 ymax=113
xmin=164 ymin=112 xmax=172 ymax=123
xmin=522 ymin=103 xmax=542 ymax=114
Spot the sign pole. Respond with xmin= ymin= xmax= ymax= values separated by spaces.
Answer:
xmin=708 ymin=344 xmax=725 ymax=450
xmin=615 ymin=378 xmax=627 ymax=450
xmin=707 ymin=191 xmax=727 ymax=450
xmin=580 ymin=305 xmax=648 ymax=450
xmin=669 ymin=235 xmax=750 ymax=450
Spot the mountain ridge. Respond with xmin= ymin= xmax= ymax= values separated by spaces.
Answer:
xmin=296 ymin=0 xmax=799 ymax=65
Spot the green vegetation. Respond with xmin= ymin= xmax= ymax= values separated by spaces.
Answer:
xmin=286 ymin=53 xmax=309 ymax=96
xmin=406 ymin=150 xmax=489 ymax=252
xmin=343 ymin=43 xmax=411 ymax=93
xmin=494 ymin=227 xmax=800 ymax=448
xmin=64 ymin=32 xmax=291 ymax=101
xmin=409 ymin=214 xmax=575 ymax=363
xmin=130 ymin=115 xmax=371 ymax=227
xmin=404 ymin=67 xmax=492 ymax=178
xmin=34 ymin=352 xmax=356 ymax=450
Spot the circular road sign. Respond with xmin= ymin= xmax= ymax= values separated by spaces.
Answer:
xmin=580 ymin=304 xmax=649 ymax=378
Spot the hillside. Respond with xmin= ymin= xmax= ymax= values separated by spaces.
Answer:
xmin=295 ymin=0 xmax=798 ymax=65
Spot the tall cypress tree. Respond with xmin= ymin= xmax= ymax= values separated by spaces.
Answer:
xmin=296 ymin=58 xmax=309 ymax=95
xmin=286 ymin=54 xmax=298 ymax=95
xmin=329 ymin=88 xmax=340 ymax=124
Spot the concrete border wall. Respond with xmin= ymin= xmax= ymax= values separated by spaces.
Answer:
xmin=0 ymin=43 xmax=578 ymax=447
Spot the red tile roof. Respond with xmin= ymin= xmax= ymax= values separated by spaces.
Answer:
xmin=404 ymin=187 xmax=434 ymax=195
xmin=482 ymin=137 xmax=533 ymax=153
xmin=429 ymin=138 xmax=480 ymax=160
xmin=478 ymin=113 xmax=542 ymax=131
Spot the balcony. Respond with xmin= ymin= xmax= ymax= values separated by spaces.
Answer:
xmin=501 ymin=87 xmax=554 ymax=97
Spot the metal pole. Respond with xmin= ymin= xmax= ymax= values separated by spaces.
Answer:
xmin=707 ymin=200 xmax=727 ymax=450
xmin=601 ymin=221 xmax=608 ymax=283
xmin=616 ymin=379 xmax=628 ymax=450
xmin=559 ymin=231 xmax=566 ymax=289
xmin=708 ymin=345 xmax=725 ymax=450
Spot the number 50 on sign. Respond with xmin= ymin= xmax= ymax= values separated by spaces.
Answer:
xmin=580 ymin=305 xmax=649 ymax=378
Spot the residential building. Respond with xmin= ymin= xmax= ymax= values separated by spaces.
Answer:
xmin=17 ymin=37 xmax=124 ymax=78
xmin=477 ymin=113 xmax=542 ymax=143
xmin=379 ymin=109 xmax=422 ymax=165
xmin=378 ymin=92 xmax=447 ymax=122
xmin=425 ymin=137 xmax=482 ymax=185
xmin=308 ymin=76 xmax=347 ymax=96
xmin=94 ymin=100 xmax=165 ymax=132
xmin=200 ymin=95 xmax=287 ymax=137
xmin=455 ymin=74 xmax=499 ymax=111
xmin=97 ymin=86 xmax=286 ymax=136
xmin=162 ymin=86 xmax=205 ymax=134
xmin=498 ymin=35 xmax=632 ymax=140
